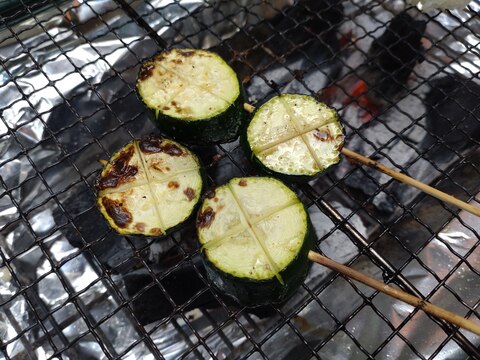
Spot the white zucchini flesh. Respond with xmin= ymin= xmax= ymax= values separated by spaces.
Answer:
xmin=247 ymin=94 xmax=344 ymax=176
xmin=136 ymin=48 xmax=240 ymax=121
xmin=198 ymin=177 xmax=308 ymax=281
xmin=96 ymin=137 xmax=202 ymax=236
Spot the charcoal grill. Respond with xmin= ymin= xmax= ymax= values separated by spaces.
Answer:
xmin=1 ymin=0 xmax=480 ymax=359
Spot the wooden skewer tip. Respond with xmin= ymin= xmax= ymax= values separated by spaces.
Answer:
xmin=340 ymin=148 xmax=480 ymax=218
xmin=307 ymin=251 xmax=480 ymax=336
xmin=244 ymin=103 xmax=255 ymax=113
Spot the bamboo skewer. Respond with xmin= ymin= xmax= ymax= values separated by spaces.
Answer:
xmin=308 ymin=251 xmax=480 ymax=336
xmin=341 ymin=148 xmax=480 ymax=217
xmin=242 ymin=102 xmax=480 ymax=335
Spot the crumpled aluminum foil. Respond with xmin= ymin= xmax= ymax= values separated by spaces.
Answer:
xmin=1 ymin=0 xmax=479 ymax=359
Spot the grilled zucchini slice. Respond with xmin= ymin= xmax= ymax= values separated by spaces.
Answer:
xmin=96 ymin=135 xmax=203 ymax=236
xmin=136 ymin=48 xmax=246 ymax=145
xmin=197 ymin=177 xmax=314 ymax=306
xmin=244 ymin=94 xmax=345 ymax=182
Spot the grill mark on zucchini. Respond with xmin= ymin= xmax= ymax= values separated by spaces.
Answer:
xmin=278 ymin=97 xmax=324 ymax=170
xmin=184 ymin=187 xmax=196 ymax=201
xmin=165 ymin=83 xmax=227 ymax=120
xmin=197 ymin=206 xmax=216 ymax=229
xmin=150 ymin=57 xmax=232 ymax=112
xmin=199 ymin=223 xmax=245 ymax=250
xmin=134 ymin=141 xmax=166 ymax=233
xmin=98 ymin=167 xmax=199 ymax=196
xmin=154 ymin=85 xmax=185 ymax=117
xmin=139 ymin=63 xmax=155 ymax=81
xmin=155 ymin=167 xmax=202 ymax=182
xmin=139 ymin=135 xmax=186 ymax=156
xmin=168 ymin=181 xmax=179 ymax=189
xmin=254 ymin=119 xmax=339 ymax=153
xmin=101 ymin=197 xmax=133 ymax=228
xmin=167 ymin=68 xmax=231 ymax=106
xmin=139 ymin=61 xmax=211 ymax=120
xmin=201 ymin=198 xmax=298 ymax=250
xmin=96 ymin=145 xmax=139 ymax=190
xmin=226 ymin=183 xmax=284 ymax=285
xmin=157 ymin=58 xmax=237 ymax=105
xmin=97 ymin=180 xmax=149 ymax=196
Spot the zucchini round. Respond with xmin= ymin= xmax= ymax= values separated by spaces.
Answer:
xmin=96 ymin=135 xmax=203 ymax=236
xmin=136 ymin=48 xmax=246 ymax=145
xmin=197 ymin=177 xmax=314 ymax=307
xmin=244 ymin=94 xmax=345 ymax=182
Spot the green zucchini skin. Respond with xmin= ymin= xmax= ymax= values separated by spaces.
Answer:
xmin=201 ymin=217 xmax=315 ymax=307
xmin=241 ymin=94 xmax=345 ymax=183
xmin=153 ymin=92 xmax=247 ymax=145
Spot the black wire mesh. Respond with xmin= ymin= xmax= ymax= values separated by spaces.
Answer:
xmin=1 ymin=0 xmax=480 ymax=359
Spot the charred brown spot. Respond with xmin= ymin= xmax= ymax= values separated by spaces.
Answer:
xmin=96 ymin=145 xmax=138 ymax=190
xmin=238 ymin=179 xmax=247 ymax=187
xmin=170 ymin=100 xmax=185 ymax=113
xmin=172 ymin=59 xmax=182 ymax=64
xmin=139 ymin=63 xmax=155 ymax=81
xmin=314 ymin=130 xmax=331 ymax=141
xmin=184 ymin=187 xmax=195 ymax=201
xmin=102 ymin=197 xmax=132 ymax=228
xmin=154 ymin=53 xmax=166 ymax=62
xmin=178 ymin=50 xmax=196 ymax=57
xmin=161 ymin=143 xmax=185 ymax=156
xmin=139 ymin=135 xmax=164 ymax=153
xmin=162 ymin=106 xmax=170 ymax=110
xmin=151 ymin=228 xmax=163 ymax=236
xmin=197 ymin=207 xmax=215 ymax=229
xmin=151 ymin=162 xmax=169 ymax=173
xmin=205 ymin=190 xmax=216 ymax=199
xmin=168 ymin=181 xmax=180 ymax=189
xmin=135 ymin=222 xmax=146 ymax=232
xmin=139 ymin=135 xmax=185 ymax=156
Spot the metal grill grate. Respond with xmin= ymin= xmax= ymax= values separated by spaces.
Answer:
xmin=1 ymin=0 xmax=480 ymax=359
